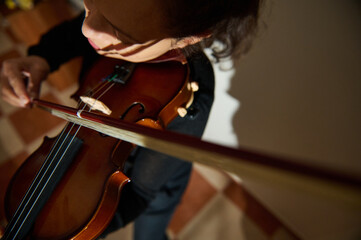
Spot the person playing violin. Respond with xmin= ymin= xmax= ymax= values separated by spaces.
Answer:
xmin=0 ymin=0 xmax=262 ymax=239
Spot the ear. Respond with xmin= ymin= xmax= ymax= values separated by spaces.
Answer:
xmin=172 ymin=32 xmax=212 ymax=49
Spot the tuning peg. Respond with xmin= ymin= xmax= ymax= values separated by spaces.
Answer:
xmin=190 ymin=82 xmax=199 ymax=92
xmin=177 ymin=107 xmax=188 ymax=117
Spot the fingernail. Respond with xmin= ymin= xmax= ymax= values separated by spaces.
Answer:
xmin=20 ymin=96 xmax=29 ymax=105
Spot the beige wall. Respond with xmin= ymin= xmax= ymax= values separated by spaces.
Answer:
xmin=204 ymin=0 xmax=361 ymax=239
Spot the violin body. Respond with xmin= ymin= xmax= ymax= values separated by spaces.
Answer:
xmin=2 ymin=57 xmax=192 ymax=239
xmin=5 ymin=126 xmax=130 ymax=239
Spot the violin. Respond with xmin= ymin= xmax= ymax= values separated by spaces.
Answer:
xmin=0 ymin=56 xmax=195 ymax=239
xmin=2 ymin=56 xmax=361 ymax=239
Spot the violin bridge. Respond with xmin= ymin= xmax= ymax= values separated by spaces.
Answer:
xmin=80 ymin=96 xmax=112 ymax=115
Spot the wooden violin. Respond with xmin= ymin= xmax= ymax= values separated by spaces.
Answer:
xmin=0 ymin=56 xmax=194 ymax=239
xmin=1 ymin=56 xmax=361 ymax=240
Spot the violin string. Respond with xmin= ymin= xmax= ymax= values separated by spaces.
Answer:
xmin=41 ymin=78 xmax=110 ymax=156
xmin=5 ymin=107 xmax=84 ymax=235
xmin=8 ymin=79 xmax=115 ymax=238
xmin=8 ymin=110 xmax=87 ymax=238
xmin=13 ymin=127 xmax=83 ymax=239
xmin=91 ymin=82 xmax=115 ymax=108
xmin=6 ymin=105 xmax=86 ymax=239
xmin=84 ymin=76 xmax=115 ymax=99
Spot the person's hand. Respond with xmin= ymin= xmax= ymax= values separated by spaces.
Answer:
xmin=0 ymin=56 xmax=50 ymax=107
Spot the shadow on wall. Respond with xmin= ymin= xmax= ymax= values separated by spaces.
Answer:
xmin=230 ymin=0 xmax=361 ymax=176
xmin=225 ymin=0 xmax=361 ymax=239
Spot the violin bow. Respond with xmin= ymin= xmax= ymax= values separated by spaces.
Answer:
xmin=33 ymin=99 xmax=361 ymax=208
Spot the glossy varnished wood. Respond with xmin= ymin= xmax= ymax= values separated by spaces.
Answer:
xmin=2 ymin=57 xmax=191 ymax=239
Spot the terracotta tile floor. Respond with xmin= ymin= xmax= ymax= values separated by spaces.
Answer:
xmin=0 ymin=3 xmax=300 ymax=239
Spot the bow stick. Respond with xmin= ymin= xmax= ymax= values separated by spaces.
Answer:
xmin=33 ymin=99 xmax=361 ymax=207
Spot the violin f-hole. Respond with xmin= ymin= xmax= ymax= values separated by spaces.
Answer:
xmin=120 ymin=102 xmax=145 ymax=120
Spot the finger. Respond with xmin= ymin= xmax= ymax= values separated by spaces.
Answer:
xmin=1 ymin=79 xmax=27 ymax=107
xmin=2 ymin=63 xmax=30 ymax=104
xmin=9 ymin=74 xmax=30 ymax=104
xmin=26 ymin=69 xmax=44 ymax=100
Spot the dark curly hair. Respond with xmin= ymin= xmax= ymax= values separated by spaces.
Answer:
xmin=164 ymin=0 xmax=263 ymax=60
